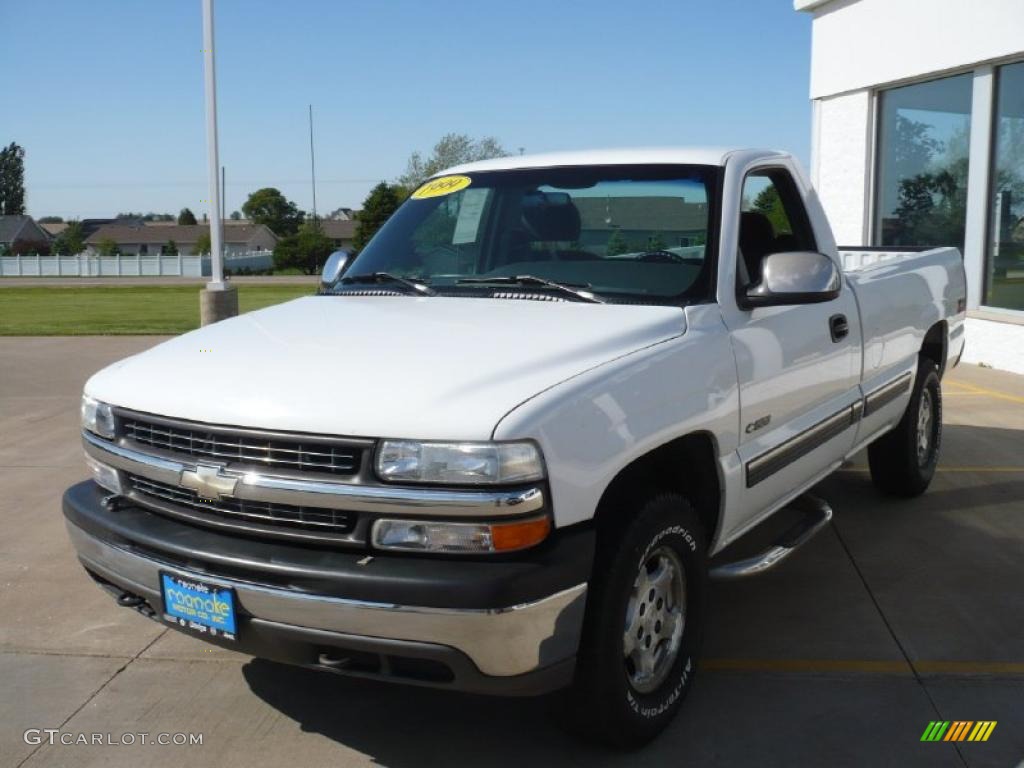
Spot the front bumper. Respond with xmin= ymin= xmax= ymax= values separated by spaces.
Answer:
xmin=63 ymin=481 xmax=593 ymax=696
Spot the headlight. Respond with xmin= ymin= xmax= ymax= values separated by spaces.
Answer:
xmin=372 ymin=516 xmax=551 ymax=554
xmin=85 ymin=454 xmax=122 ymax=495
xmin=376 ymin=440 xmax=544 ymax=485
xmin=81 ymin=395 xmax=115 ymax=439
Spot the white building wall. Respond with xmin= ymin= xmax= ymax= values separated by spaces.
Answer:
xmin=812 ymin=91 xmax=872 ymax=245
xmin=801 ymin=0 xmax=1024 ymax=374
xmin=802 ymin=0 xmax=1024 ymax=99
xmin=961 ymin=318 xmax=1024 ymax=376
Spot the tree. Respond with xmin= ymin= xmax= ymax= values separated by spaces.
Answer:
xmin=242 ymin=188 xmax=304 ymax=236
xmin=38 ymin=216 xmax=63 ymax=224
xmin=194 ymin=232 xmax=211 ymax=255
xmin=354 ymin=182 xmax=404 ymax=250
xmin=0 ymin=142 xmax=26 ymax=215
xmin=398 ymin=133 xmax=508 ymax=189
xmin=162 ymin=239 xmax=179 ymax=256
xmin=229 ymin=210 xmax=241 ymax=220
xmin=273 ymin=220 xmax=334 ymax=274
xmin=606 ymin=229 xmax=629 ymax=256
xmin=646 ymin=233 xmax=667 ymax=252
xmin=52 ymin=220 xmax=86 ymax=256
xmin=752 ymin=185 xmax=790 ymax=235
xmin=178 ymin=207 xmax=197 ymax=225
xmin=96 ymin=237 xmax=120 ymax=257
xmin=115 ymin=212 xmax=171 ymax=222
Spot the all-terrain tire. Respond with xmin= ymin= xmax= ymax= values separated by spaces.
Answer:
xmin=565 ymin=493 xmax=707 ymax=749
xmin=868 ymin=356 xmax=942 ymax=497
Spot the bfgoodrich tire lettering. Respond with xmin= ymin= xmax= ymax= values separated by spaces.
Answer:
xmin=566 ymin=494 xmax=707 ymax=749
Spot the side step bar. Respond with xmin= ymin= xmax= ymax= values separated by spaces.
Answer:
xmin=709 ymin=494 xmax=833 ymax=580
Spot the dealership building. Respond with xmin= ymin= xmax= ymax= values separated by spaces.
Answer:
xmin=797 ymin=0 xmax=1024 ymax=373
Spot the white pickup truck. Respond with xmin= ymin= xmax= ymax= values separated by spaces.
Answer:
xmin=66 ymin=148 xmax=966 ymax=747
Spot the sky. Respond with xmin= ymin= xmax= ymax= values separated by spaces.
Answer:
xmin=2 ymin=0 xmax=813 ymax=220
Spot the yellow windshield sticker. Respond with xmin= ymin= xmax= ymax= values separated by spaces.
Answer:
xmin=411 ymin=175 xmax=472 ymax=200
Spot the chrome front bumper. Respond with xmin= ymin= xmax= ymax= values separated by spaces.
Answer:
xmin=66 ymin=519 xmax=587 ymax=679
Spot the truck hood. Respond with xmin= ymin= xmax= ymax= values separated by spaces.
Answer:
xmin=86 ymin=296 xmax=686 ymax=440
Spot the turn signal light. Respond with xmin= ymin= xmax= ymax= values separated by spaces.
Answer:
xmin=371 ymin=515 xmax=552 ymax=554
xmin=491 ymin=516 xmax=551 ymax=552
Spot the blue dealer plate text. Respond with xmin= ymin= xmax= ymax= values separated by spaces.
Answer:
xmin=160 ymin=572 xmax=237 ymax=640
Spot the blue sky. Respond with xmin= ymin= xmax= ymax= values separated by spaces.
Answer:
xmin=3 ymin=1 xmax=812 ymax=219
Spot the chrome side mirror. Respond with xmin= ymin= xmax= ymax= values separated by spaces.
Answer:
xmin=319 ymin=250 xmax=351 ymax=292
xmin=743 ymin=251 xmax=841 ymax=308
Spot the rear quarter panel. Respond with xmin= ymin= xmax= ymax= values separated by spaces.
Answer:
xmin=846 ymin=247 xmax=967 ymax=443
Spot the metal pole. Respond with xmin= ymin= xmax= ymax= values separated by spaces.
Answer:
xmin=309 ymin=104 xmax=318 ymax=223
xmin=202 ymin=0 xmax=225 ymax=289
xmin=221 ymin=165 xmax=226 ymax=227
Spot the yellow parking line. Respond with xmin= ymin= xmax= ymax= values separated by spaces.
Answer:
xmin=838 ymin=466 xmax=1024 ymax=473
xmin=704 ymin=658 xmax=1024 ymax=676
xmin=915 ymin=661 xmax=1024 ymax=675
xmin=704 ymin=659 xmax=911 ymax=674
xmin=945 ymin=381 xmax=1024 ymax=405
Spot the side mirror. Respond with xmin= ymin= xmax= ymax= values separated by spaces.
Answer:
xmin=743 ymin=251 xmax=841 ymax=308
xmin=319 ymin=249 xmax=351 ymax=292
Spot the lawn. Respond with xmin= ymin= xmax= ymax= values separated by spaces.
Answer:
xmin=0 ymin=284 xmax=315 ymax=335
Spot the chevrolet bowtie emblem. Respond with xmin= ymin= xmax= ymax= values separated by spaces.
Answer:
xmin=180 ymin=463 xmax=238 ymax=500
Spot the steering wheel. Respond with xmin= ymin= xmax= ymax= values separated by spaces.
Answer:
xmin=636 ymin=250 xmax=688 ymax=264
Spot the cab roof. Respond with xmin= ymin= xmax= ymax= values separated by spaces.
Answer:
xmin=443 ymin=147 xmax=788 ymax=176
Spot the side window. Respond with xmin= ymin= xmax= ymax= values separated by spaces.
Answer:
xmin=738 ymin=169 xmax=816 ymax=286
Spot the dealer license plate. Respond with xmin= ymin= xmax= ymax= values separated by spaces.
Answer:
xmin=159 ymin=571 xmax=237 ymax=642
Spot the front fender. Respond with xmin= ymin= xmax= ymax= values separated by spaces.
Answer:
xmin=492 ymin=305 xmax=739 ymax=531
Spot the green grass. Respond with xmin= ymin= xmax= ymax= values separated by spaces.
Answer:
xmin=0 ymin=284 xmax=315 ymax=335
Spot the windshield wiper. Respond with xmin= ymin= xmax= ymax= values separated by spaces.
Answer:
xmin=339 ymin=272 xmax=435 ymax=296
xmin=456 ymin=275 xmax=605 ymax=304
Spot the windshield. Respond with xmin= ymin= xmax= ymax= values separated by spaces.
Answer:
xmin=337 ymin=164 xmax=719 ymax=303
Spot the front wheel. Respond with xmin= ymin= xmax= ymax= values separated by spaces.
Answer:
xmin=566 ymin=494 xmax=707 ymax=749
xmin=868 ymin=357 xmax=942 ymax=497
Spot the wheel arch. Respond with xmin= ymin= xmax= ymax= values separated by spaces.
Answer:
xmin=921 ymin=320 xmax=948 ymax=379
xmin=593 ymin=431 xmax=723 ymax=548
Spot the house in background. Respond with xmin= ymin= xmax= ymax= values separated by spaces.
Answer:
xmin=84 ymin=223 xmax=277 ymax=256
xmin=319 ymin=219 xmax=357 ymax=250
xmin=40 ymin=221 xmax=68 ymax=237
xmin=797 ymin=0 xmax=1024 ymax=373
xmin=574 ymin=197 xmax=709 ymax=253
xmin=0 ymin=215 xmax=53 ymax=253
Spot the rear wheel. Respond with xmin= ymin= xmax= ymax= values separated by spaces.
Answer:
xmin=566 ymin=493 xmax=707 ymax=749
xmin=868 ymin=357 xmax=942 ymax=497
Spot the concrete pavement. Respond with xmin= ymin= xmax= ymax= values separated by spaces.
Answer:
xmin=1 ymin=337 xmax=1022 ymax=767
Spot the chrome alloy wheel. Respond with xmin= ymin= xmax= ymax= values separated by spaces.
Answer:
xmin=623 ymin=545 xmax=686 ymax=693
xmin=917 ymin=389 xmax=934 ymax=466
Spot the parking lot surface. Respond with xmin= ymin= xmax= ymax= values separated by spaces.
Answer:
xmin=1 ymin=336 xmax=1022 ymax=767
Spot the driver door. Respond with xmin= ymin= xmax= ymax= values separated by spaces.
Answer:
xmin=721 ymin=164 xmax=861 ymax=522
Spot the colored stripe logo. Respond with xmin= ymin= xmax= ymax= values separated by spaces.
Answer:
xmin=921 ymin=721 xmax=997 ymax=742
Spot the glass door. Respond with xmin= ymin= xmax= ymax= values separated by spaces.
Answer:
xmin=986 ymin=62 xmax=1024 ymax=311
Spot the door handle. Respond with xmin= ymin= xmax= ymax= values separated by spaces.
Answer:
xmin=829 ymin=314 xmax=849 ymax=343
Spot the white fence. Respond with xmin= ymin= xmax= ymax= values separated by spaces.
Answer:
xmin=0 ymin=251 xmax=273 ymax=278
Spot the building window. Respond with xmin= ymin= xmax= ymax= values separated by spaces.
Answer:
xmin=986 ymin=61 xmax=1024 ymax=311
xmin=874 ymin=73 xmax=973 ymax=250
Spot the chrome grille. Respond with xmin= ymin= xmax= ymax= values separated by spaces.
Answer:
xmin=121 ymin=416 xmax=361 ymax=477
xmin=128 ymin=475 xmax=357 ymax=533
